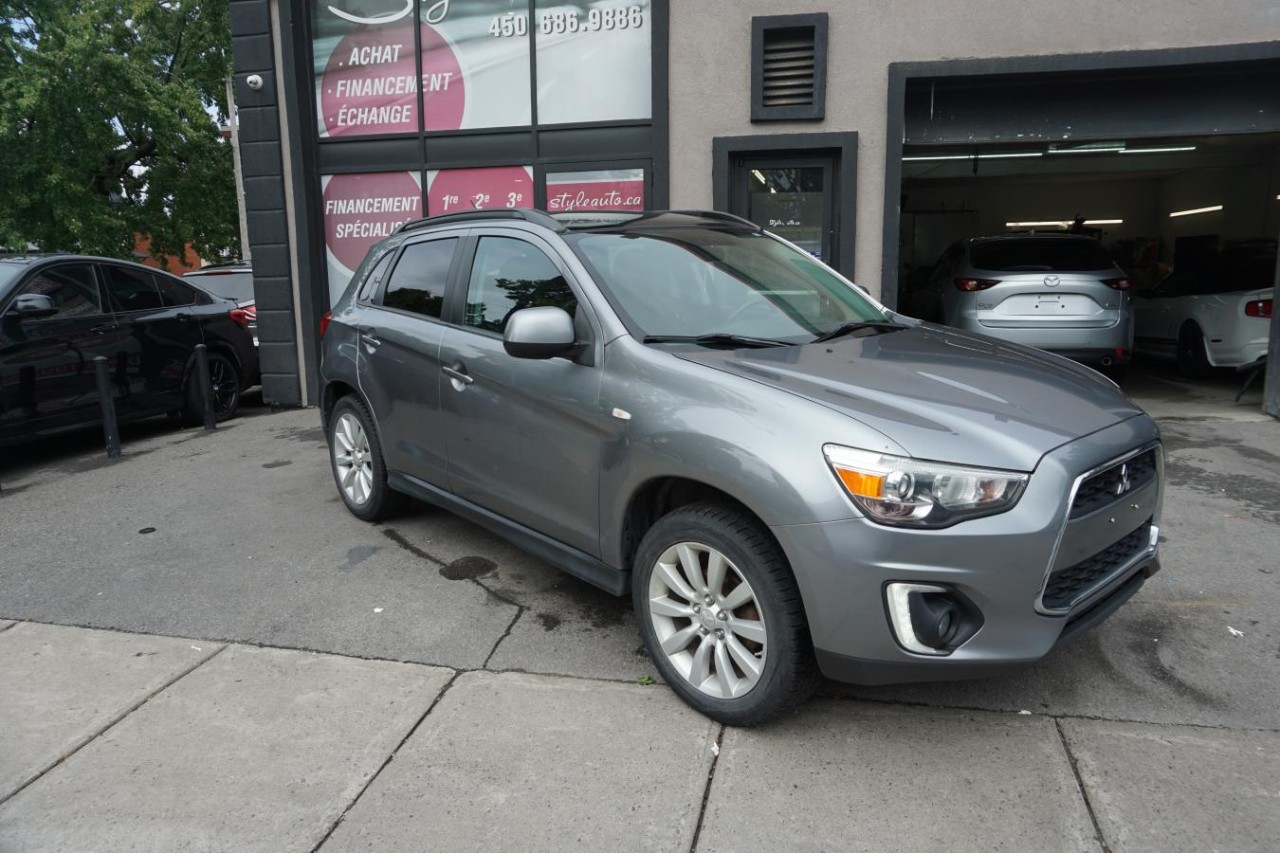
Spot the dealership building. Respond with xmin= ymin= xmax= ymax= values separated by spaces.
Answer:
xmin=229 ymin=0 xmax=1280 ymax=412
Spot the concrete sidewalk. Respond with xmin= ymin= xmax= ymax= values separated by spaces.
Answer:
xmin=2 ymin=620 xmax=1278 ymax=852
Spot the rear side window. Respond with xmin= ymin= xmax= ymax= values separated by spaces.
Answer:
xmin=102 ymin=265 xmax=164 ymax=312
xmin=970 ymin=239 xmax=1113 ymax=272
xmin=358 ymin=252 xmax=396 ymax=303
xmin=380 ymin=238 xmax=456 ymax=319
xmin=18 ymin=263 xmax=103 ymax=318
xmin=464 ymin=237 xmax=575 ymax=334
xmin=156 ymin=275 xmax=199 ymax=307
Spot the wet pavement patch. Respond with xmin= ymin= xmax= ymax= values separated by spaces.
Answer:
xmin=536 ymin=613 xmax=561 ymax=631
xmin=340 ymin=545 xmax=381 ymax=572
xmin=440 ymin=556 xmax=497 ymax=581
xmin=138 ymin=527 xmax=156 ymax=535
xmin=274 ymin=426 xmax=326 ymax=444
xmin=261 ymin=460 xmax=292 ymax=469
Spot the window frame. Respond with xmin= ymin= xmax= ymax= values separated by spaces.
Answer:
xmin=99 ymin=263 xmax=169 ymax=316
xmin=367 ymin=231 xmax=466 ymax=325
xmin=14 ymin=261 xmax=109 ymax=321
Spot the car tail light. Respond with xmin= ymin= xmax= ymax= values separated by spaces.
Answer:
xmin=229 ymin=306 xmax=256 ymax=327
xmin=1102 ymin=277 xmax=1132 ymax=290
xmin=954 ymin=278 xmax=1000 ymax=292
xmin=1245 ymin=299 xmax=1272 ymax=318
xmin=319 ymin=310 xmax=333 ymax=339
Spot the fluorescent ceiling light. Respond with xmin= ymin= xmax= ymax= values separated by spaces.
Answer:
xmin=1169 ymin=205 xmax=1223 ymax=218
xmin=1119 ymin=146 xmax=1197 ymax=154
xmin=902 ymin=152 xmax=1042 ymax=162
xmin=751 ymin=169 xmax=766 ymax=183
xmin=1005 ymin=219 xmax=1124 ymax=228
xmin=1048 ymin=142 xmax=1126 ymax=154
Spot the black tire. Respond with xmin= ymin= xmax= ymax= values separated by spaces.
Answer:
xmin=631 ymin=501 xmax=817 ymax=726
xmin=181 ymin=351 xmax=241 ymax=424
xmin=1176 ymin=323 xmax=1211 ymax=378
xmin=327 ymin=395 xmax=407 ymax=522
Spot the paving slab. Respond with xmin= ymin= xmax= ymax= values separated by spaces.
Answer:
xmin=0 ymin=622 xmax=218 ymax=801
xmin=1061 ymin=719 xmax=1280 ymax=853
xmin=697 ymin=701 xmax=1100 ymax=853
xmin=0 ymin=645 xmax=453 ymax=853
xmin=325 ymin=671 xmax=718 ymax=852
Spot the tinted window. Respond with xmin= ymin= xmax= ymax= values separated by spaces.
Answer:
xmin=156 ymin=275 xmax=199 ymax=307
xmin=970 ymin=239 xmax=1113 ymax=272
xmin=464 ymin=238 xmax=574 ymax=334
xmin=18 ymin=264 xmax=102 ymax=318
xmin=188 ymin=270 xmax=254 ymax=302
xmin=381 ymin=238 xmax=456 ymax=319
xmin=102 ymin=266 xmax=164 ymax=312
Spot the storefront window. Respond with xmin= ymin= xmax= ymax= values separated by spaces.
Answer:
xmin=426 ymin=166 xmax=535 ymax=215
xmin=545 ymin=168 xmax=645 ymax=212
xmin=322 ymin=171 xmax=424 ymax=302
xmin=420 ymin=1 xmax=531 ymax=130
xmin=535 ymin=1 xmax=652 ymax=125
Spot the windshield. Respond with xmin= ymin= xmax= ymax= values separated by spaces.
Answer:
xmin=565 ymin=229 xmax=885 ymax=342
xmin=970 ymin=238 xmax=1114 ymax=272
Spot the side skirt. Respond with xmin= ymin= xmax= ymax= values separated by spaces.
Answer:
xmin=387 ymin=471 xmax=629 ymax=597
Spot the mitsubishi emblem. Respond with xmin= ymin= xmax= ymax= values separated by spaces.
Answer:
xmin=1114 ymin=463 xmax=1131 ymax=495
xmin=1044 ymin=275 xmax=1061 ymax=287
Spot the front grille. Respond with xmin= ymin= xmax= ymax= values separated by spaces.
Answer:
xmin=1070 ymin=449 xmax=1158 ymax=518
xmin=1043 ymin=519 xmax=1151 ymax=611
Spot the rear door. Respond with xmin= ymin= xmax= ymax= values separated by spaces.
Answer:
xmin=436 ymin=231 xmax=605 ymax=556
xmin=0 ymin=261 xmax=122 ymax=437
xmin=100 ymin=263 xmax=205 ymax=415
xmin=355 ymin=234 xmax=461 ymax=488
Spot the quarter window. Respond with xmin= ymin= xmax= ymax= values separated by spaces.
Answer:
xmin=156 ymin=275 xmax=199 ymax=307
xmin=380 ymin=238 xmax=457 ymax=319
xmin=464 ymin=237 xmax=575 ymax=334
xmin=102 ymin=266 xmax=164 ymax=313
xmin=18 ymin=264 xmax=102 ymax=318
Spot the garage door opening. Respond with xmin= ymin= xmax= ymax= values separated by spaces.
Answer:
xmin=886 ymin=52 xmax=1280 ymax=412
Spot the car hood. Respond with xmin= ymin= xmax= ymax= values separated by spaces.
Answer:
xmin=673 ymin=324 xmax=1145 ymax=472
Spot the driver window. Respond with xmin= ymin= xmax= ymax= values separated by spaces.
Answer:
xmin=464 ymin=237 xmax=576 ymax=334
xmin=18 ymin=264 xmax=102 ymax=319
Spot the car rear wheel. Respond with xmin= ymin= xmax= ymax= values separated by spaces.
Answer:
xmin=632 ymin=502 xmax=816 ymax=726
xmin=181 ymin=351 xmax=241 ymax=424
xmin=1176 ymin=323 xmax=1211 ymax=377
xmin=328 ymin=395 xmax=407 ymax=521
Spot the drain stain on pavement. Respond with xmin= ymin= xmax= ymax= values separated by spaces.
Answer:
xmin=340 ymin=545 xmax=381 ymax=572
xmin=275 ymin=426 xmax=326 ymax=444
xmin=537 ymin=613 xmax=562 ymax=631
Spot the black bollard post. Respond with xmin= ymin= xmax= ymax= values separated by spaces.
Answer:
xmin=93 ymin=356 xmax=121 ymax=458
xmin=194 ymin=344 xmax=216 ymax=431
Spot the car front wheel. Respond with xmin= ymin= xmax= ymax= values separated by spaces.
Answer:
xmin=632 ymin=502 xmax=816 ymax=726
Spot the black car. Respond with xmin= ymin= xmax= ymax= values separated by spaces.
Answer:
xmin=0 ymin=254 xmax=259 ymax=447
xmin=183 ymin=261 xmax=257 ymax=346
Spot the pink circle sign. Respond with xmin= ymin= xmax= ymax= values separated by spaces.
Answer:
xmin=323 ymin=172 xmax=423 ymax=271
xmin=427 ymin=167 xmax=534 ymax=215
xmin=320 ymin=23 xmax=464 ymax=136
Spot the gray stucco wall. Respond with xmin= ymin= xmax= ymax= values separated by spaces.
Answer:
xmin=669 ymin=0 xmax=1280 ymax=298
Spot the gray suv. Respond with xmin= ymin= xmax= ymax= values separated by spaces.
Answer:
xmin=932 ymin=234 xmax=1134 ymax=379
xmin=319 ymin=210 xmax=1163 ymax=725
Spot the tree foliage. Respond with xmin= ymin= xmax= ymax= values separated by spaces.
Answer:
xmin=0 ymin=0 xmax=237 ymax=264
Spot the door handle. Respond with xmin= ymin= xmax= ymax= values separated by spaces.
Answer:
xmin=441 ymin=365 xmax=473 ymax=386
xmin=175 ymin=313 xmax=192 ymax=322
xmin=90 ymin=323 xmax=115 ymax=334
xmin=358 ymin=327 xmax=382 ymax=347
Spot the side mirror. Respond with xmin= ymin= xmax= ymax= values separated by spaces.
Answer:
xmin=8 ymin=293 xmax=58 ymax=319
xmin=503 ymin=306 xmax=577 ymax=360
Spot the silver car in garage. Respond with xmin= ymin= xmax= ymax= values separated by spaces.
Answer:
xmin=934 ymin=234 xmax=1134 ymax=378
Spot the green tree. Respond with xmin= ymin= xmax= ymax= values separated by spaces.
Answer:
xmin=0 ymin=0 xmax=237 ymax=264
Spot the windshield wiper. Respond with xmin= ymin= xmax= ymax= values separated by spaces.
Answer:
xmin=643 ymin=333 xmax=791 ymax=349
xmin=811 ymin=320 xmax=909 ymax=343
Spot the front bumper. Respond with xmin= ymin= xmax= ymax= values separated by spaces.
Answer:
xmin=773 ymin=415 xmax=1162 ymax=686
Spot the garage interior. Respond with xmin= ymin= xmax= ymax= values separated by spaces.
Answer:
xmin=891 ymin=56 xmax=1280 ymax=400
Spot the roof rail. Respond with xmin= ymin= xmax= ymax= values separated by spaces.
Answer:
xmin=394 ymin=208 xmax=566 ymax=235
xmin=664 ymin=210 xmax=761 ymax=229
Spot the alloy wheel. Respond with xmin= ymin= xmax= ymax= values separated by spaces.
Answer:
xmin=208 ymin=357 xmax=240 ymax=418
xmin=332 ymin=412 xmax=374 ymax=506
xmin=647 ymin=541 xmax=767 ymax=699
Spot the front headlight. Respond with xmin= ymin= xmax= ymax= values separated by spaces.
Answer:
xmin=823 ymin=445 xmax=1029 ymax=528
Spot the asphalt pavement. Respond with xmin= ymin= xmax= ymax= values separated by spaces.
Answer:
xmin=1 ymin=360 xmax=1277 ymax=852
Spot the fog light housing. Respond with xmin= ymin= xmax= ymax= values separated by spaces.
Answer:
xmin=885 ymin=583 xmax=984 ymax=656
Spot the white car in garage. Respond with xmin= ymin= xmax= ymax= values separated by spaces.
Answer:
xmin=1133 ymin=251 xmax=1274 ymax=375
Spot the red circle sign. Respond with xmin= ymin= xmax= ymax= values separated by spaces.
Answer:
xmin=320 ymin=23 xmax=464 ymax=136
xmin=323 ymin=172 xmax=423 ymax=271
xmin=427 ymin=167 xmax=533 ymax=215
